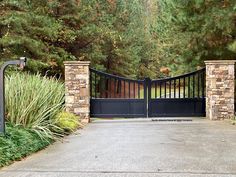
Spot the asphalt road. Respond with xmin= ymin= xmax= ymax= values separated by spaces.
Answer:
xmin=1 ymin=118 xmax=236 ymax=177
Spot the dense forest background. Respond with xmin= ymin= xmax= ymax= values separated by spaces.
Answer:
xmin=0 ymin=0 xmax=236 ymax=79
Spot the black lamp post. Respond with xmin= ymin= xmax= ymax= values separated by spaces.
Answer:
xmin=0 ymin=57 xmax=27 ymax=134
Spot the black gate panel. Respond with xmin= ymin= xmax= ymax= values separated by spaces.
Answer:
xmin=149 ymin=98 xmax=205 ymax=117
xmin=90 ymin=99 xmax=146 ymax=118
xmin=90 ymin=68 xmax=147 ymax=118
xmin=148 ymin=68 xmax=206 ymax=117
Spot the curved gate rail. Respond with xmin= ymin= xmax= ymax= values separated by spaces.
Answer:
xmin=148 ymin=68 xmax=206 ymax=117
xmin=90 ymin=68 xmax=147 ymax=117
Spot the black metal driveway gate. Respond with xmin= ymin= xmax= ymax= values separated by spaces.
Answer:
xmin=148 ymin=68 xmax=206 ymax=117
xmin=90 ymin=68 xmax=147 ymax=118
xmin=90 ymin=68 xmax=206 ymax=118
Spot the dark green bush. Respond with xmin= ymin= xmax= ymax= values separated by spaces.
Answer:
xmin=0 ymin=124 xmax=52 ymax=167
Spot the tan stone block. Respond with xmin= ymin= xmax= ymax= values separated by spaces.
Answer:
xmin=80 ymin=88 xmax=89 ymax=97
xmin=229 ymin=65 xmax=235 ymax=75
xmin=74 ymin=107 xmax=89 ymax=114
xmin=76 ymin=74 xmax=89 ymax=80
xmin=66 ymin=96 xmax=74 ymax=104
xmin=78 ymin=100 xmax=86 ymax=104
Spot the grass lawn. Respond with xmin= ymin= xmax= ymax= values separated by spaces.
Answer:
xmin=0 ymin=124 xmax=52 ymax=168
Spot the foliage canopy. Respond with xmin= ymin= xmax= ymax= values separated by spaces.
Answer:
xmin=155 ymin=0 xmax=236 ymax=74
xmin=0 ymin=0 xmax=159 ymax=78
xmin=0 ymin=0 xmax=235 ymax=77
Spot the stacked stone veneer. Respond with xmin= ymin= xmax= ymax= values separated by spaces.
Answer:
xmin=64 ymin=61 xmax=90 ymax=124
xmin=205 ymin=60 xmax=236 ymax=120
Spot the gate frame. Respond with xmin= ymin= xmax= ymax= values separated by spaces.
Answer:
xmin=147 ymin=68 xmax=206 ymax=117
xmin=89 ymin=68 xmax=206 ymax=118
xmin=89 ymin=68 xmax=148 ymax=118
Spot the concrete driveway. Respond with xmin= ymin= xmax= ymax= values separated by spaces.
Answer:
xmin=1 ymin=118 xmax=236 ymax=177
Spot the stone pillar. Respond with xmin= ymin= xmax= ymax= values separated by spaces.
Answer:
xmin=205 ymin=60 xmax=235 ymax=120
xmin=64 ymin=61 xmax=90 ymax=124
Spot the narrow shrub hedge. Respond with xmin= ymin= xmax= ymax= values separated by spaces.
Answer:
xmin=0 ymin=124 xmax=51 ymax=167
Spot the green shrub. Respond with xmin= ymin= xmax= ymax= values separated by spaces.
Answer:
xmin=5 ymin=73 xmax=65 ymax=140
xmin=56 ymin=112 xmax=82 ymax=133
xmin=0 ymin=124 xmax=51 ymax=167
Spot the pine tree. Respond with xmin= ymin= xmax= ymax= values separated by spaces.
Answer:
xmin=155 ymin=0 xmax=236 ymax=75
xmin=0 ymin=0 xmax=160 ymax=78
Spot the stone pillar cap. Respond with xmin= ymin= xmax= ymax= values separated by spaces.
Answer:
xmin=64 ymin=61 xmax=90 ymax=65
xmin=205 ymin=60 xmax=236 ymax=64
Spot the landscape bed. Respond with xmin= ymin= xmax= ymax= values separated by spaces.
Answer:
xmin=0 ymin=72 xmax=81 ymax=168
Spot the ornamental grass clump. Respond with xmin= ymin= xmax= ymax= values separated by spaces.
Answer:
xmin=56 ymin=111 xmax=82 ymax=133
xmin=5 ymin=73 xmax=65 ymax=140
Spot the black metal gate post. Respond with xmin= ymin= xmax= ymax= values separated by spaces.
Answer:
xmin=144 ymin=78 xmax=151 ymax=117
xmin=0 ymin=57 xmax=27 ymax=135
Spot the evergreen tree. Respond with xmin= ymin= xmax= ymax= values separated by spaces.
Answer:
xmin=0 ymin=0 xmax=159 ymax=78
xmin=155 ymin=0 xmax=236 ymax=75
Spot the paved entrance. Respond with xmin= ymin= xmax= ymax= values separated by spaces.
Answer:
xmin=1 ymin=118 xmax=236 ymax=177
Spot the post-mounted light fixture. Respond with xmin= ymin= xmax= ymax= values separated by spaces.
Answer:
xmin=0 ymin=57 xmax=27 ymax=135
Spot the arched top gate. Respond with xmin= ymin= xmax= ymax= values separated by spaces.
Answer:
xmin=90 ymin=68 xmax=205 ymax=118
